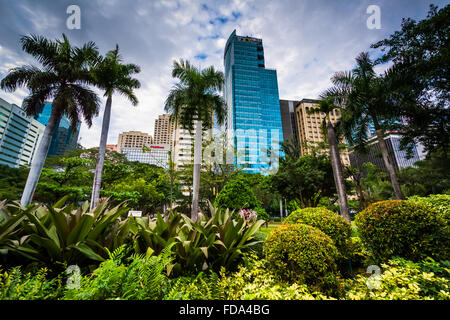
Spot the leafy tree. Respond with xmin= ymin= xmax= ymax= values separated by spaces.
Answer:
xmin=164 ymin=59 xmax=226 ymax=221
xmin=0 ymin=34 xmax=100 ymax=206
xmin=271 ymin=143 xmax=336 ymax=208
xmin=214 ymin=178 xmax=260 ymax=211
xmin=371 ymin=4 xmax=450 ymax=155
xmin=0 ymin=165 xmax=29 ymax=200
xmin=90 ymin=45 xmax=141 ymax=210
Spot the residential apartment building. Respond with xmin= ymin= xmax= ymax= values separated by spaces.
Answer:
xmin=295 ymin=98 xmax=350 ymax=166
xmin=153 ymin=114 xmax=175 ymax=145
xmin=34 ymin=103 xmax=80 ymax=157
xmin=0 ymin=97 xmax=45 ymax=167
xmin=117 ymin=131 xmax=153 ymax=152
xmin=224 ymin=30 xmax=284 ymax=174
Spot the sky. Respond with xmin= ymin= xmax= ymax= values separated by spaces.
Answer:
xmin=0 ymin=0 xmax=448 ymax=148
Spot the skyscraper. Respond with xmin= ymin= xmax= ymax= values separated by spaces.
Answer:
xmin=117 ymin=131 xmax=152 ymax=153
xmin=224 ymin=30 xmax=284 ymax=174
xmin=34 ymin=103 xmax=80 ymax=157
xmin=0 ymin=97 xmax=45 ymax=167
xmin=279 ymin=99 xmax=300 ymax=145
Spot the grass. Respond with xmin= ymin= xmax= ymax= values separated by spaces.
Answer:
xmin=259 ymin=221 xmax=281 ymax=237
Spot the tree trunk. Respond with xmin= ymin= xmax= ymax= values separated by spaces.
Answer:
xmin=191 ymin=120 xmax=202 ymax=221
xmin=90 ymin=94 xmax=112 ymax=210
xmin=21 ymin=108 xmax=60 ymax=206
xmin=279 ymin=198 xmax=283 ymax=223
xmin=327 ymin=121 xmax=351 ymax=222
xmin=375 ymin=129 xmax=404 ymax=200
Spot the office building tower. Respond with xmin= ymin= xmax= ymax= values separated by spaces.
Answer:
xmin=154 ymin=114 xmax=175 ymax=145
xmin=121 ymin=144 xmax=170 ymax=168
xmin=117 ymin=131 xmax=153 ymax=153
xmin=34 ymin=103 xmax=80 ymax=157
xmin=224 ymin=30 xmax=284 ymax=174
xmin=0 ymin=97 xmax=45 ymax=167
xmin=348 ymin=133 xmax=423 ymax=171
xmin=295 ymin=99 xmax=350 ymax=166
xmin=279 ymin=99 xmax=300 ymax=145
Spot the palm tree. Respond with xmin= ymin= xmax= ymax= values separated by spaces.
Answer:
xmin=89 ymin=45 xmax=141 ymax=210
xmin=327 ymin=52 xmax=404 ymax=199
xmin=1 ymin=34 xmax=100 ymax=206
xmin=165 ymin=59 xmax=226 ymax=221
xmin=308 ymin=97 xmax=351 ymax=222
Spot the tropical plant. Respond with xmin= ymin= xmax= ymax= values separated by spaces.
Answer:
xmin=0 ymin=34 xmax=100 ymax=206
xmin=307 ymin=98 xmax=350 ymax=222
xmin=355 ymin=200 xmax=449 ymax=262
xmin=64 ymin=244 xmax=174 ymax=300
xmin=2 ymin=197 xmax=130 ymax=265
xmin=165 ymin=59 xmax=226 ymax=221
xmin=326 ymin=52 xmax=405 ymax=200
xmin=90 ymin=45 xmax=141 ymax=210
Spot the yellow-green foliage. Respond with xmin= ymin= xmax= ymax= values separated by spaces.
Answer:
xmin=217 ymin=256 xmax=333 ymax=300
xmin=408 ymin=194 xmax=450 ymax=224
xmin=345 ymin=258 xmax=450 ymax=300
xmin=355 ymin=200 xmax=449 ymax=262
xmin=284 ymin=207 xmax=352 ymax=258
xmin=263 ymin=224 xmax=339 ymax=289
xmin=0 ymin=266 xmax=63 ymax=300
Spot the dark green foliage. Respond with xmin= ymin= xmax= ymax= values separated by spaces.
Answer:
xmin=214 ymin=178 xmax=260 ymax=210
xmin=253 ymin=207 xmax=270 ymax=223
xmin=263 ymin=224 xmax=339 ymax=292
xmin=355 ymin=200 xmax=449 ymax=262
xmin=164 ymin=271 xmax=220 ymax=300
xmin=284 ymin=207 xmax=352 ymax=259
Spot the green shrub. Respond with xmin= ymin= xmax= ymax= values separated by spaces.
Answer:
xmin=345 ymin=258 xmax=450 ymax=300
xmin=64 ymin=245 xmax=173 ymax=300
xmin=254 ymin=207 xmax=270 ymax=223
xmin=348 ymin=236 xmax=371 ymax=270
xmin=217 ymin=256 xmax=332 ymax=300
xmin=284 ymin=207 xmax=352 ymax=259
xmin=355 ymin=200 xmax=449 ymax=262
xmin=408 ymin=194 xmax=450 ymax=223
xmin=263 ymin=224 xmax=339 ymax=292
xmin=0 ymin=266 xmax=63 ymax=300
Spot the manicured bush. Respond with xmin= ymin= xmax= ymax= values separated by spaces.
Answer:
xmin=284 ymin=207 xmax=352 ymax=258
xmin=345 ymin=258 xmax=450 ymax=300
xmin=254 ymin=207 xmax=270 ymax=223
xmin=355 ymin=200 xmax=449 ymax=262
xmin=408 ymin=194 xmax=450 ymax=223
xmin=263 ymin=224 xmax=339 ymax=291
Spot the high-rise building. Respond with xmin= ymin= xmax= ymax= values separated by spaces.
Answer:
xmin=117 ymin=131 xmax=153 ymax=153
xmin=348 ymin=133 xmax=423 ymax=171
xmin=224 ymin=30 xmax=284 ymax=174
xmin=0 ymin=97 xmax=45 ymax=167
xmin=279 ymin=99 xmax=300 ymax=145
xmin=295 ymin=98 xmax=350 ymax=166
xmin=34 ymin=103 xmax=80 ymax=157
xmin=154 ymin=114 xmax=175 ymax=145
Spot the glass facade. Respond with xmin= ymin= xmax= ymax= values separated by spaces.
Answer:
xmin=0 ymin=98 xmax=45 ymax=167
xmin=34 ymin=103 xmax=80 ymax=157
xmin=121 ymin=145 xmax=170 ymax=168
xmin=224 ymin=30 xmax=283 ymax=174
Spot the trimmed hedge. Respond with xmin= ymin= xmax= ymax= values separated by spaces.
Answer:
xmin=284 ymin=207 xmax=352 ymax=258
xmin=355 ymin=200 xmax=449 ymax=262
xmin=408 ymin=194 xmax=450 ymax=224
xmin=263 ymin=223 xmax=339 ymax=290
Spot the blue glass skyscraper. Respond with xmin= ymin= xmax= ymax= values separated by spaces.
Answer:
xmin=224 ymin=30 xmax=283 ymax=174
xmin=34 ymin=103 xmax=80 ymax=157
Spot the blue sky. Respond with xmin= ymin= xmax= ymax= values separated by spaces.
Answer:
xmin=0 ymin=0 xmax=448 ymax=148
